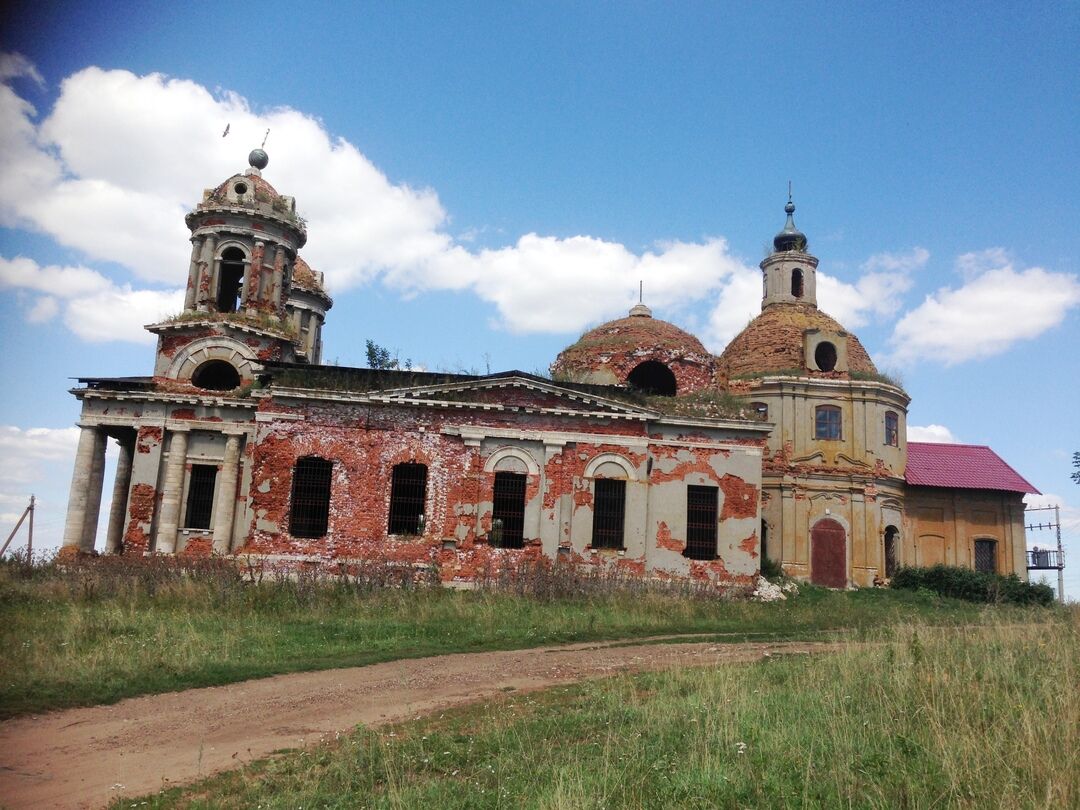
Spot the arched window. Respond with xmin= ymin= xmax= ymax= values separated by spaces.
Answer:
xmin=684 ymin=485 xmax=718 ymax=560
xmin=627 ymin=361 xmax=677 ymax=396
xmin=591 ymin=478 xmax=626 ymax=549
xmin=217 ymin=247 xmax=246 ymax=313
xmin=814 ymin=405 xmax=842 ymax=440
xmin=289 ymin=457 xmax=333 ymax=538
xmin=750 ymin=402 xmax=769 ymax=421
xmin=885 ymin=411 xmax=899 ymax=447
xmin=388 ymin=462 xmax=427 ymax=535
xmin=491 ymin=471 xmax=526 ymax=548
xmin=791 ymin=268 xmax=804 ymax=298
xmin=192 ymin=360 xmax=241 ymax=391
xmin=974 ymin=538 xmax=997 ymax=574
xmin=883 ymin=525 xmax=899 ymax=578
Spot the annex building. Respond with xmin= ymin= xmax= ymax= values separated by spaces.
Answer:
xmin=59 ymin=150 xmax=1038 ymax=588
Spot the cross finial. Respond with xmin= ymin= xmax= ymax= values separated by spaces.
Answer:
xmin=639 ymin=280 xmax=643 ymax=303
xmin=261 ymin=128 xmax=270 ymax=149
xmin=788 ymin=180 xmax=792 ymax=202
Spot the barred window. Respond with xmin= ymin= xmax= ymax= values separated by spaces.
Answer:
xmin=184 ymin=464 xmax=217 ymax=530
xmin=885 ymin=411 xmax=899 ymax=447
xmin=815 ymin=405 xmax=842 ymax=440
xmin=388 ymin=462 xmax=427 ymax=535
xmin=591 ymin=478 xmax=626 ymax=550
xmin=974 ymin=539 xmax=997 ymax=574
xmin=684 ymin=485 xmax=718 ymax=560
xmin=491 ymin=472 xmax=526 ymax=548
xmin=289 ymin=457 xmax=333 ymax=538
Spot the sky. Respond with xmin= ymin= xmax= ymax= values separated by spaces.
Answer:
xmin=1 ymin=2 xmax=1077 ymax=597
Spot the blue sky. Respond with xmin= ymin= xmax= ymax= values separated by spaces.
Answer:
xmin=1 ymin=2 xmax=1077 ymax=596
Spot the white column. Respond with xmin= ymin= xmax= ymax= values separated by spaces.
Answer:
xmin=154 ymin=429 xmax=189 ymax=553
xmin=212 ymin=434 xmax=243 ymax=554
xmin=184 ymin=237 xmax=203 ymax=311
xmin=61 ymin=426 xmax=106 ymax=551
xmin=104 ymin=439 xmax=135 ymax=554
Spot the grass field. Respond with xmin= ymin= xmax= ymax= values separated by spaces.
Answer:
xmin=129 ymin=611 xmax=1079 ymax=809
xmin=0 ymin=555 xmax=1059 ymax=720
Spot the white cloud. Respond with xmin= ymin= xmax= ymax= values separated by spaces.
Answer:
xmin=907 ymin=424 xmax=959 ymax=443
xmin=817 ymin=247 xmax=927 ymax=328
xmin=0 ymin=426 xmax=79 ymax=488
xmin=0 ymin=256 xmax=183 ymax=343
xmin=887 ymin=250 xmax=1080 ymax=365
xmin=1 ymin=62 xmax=759 ymax=338
xmin=0 ymin=52 xmax=44 ymax=88
xmin=26 ymin=295 xmax=59 ymax=323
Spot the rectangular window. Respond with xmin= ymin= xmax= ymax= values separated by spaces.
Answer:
xmin=974 ymin=539 xmax=997 ymax=574
xmin=184 ymin=464 xmax=217 ymax=530
xmin=388 ymin=462 xmax=427 ymax=535
xmin=885 ymin=411 xmax=899 ymax=447
xmin=684 ymin=485 xmax=718 ymax=560
xmin=491 ymin=471 xmax=527 ymax=548
xmin=815 ymin=405 xmax=842 ymax=440
xmin=591 ymin=478 xmax=626 ymax=549
xmin=289 ymin=457 xmax=333 ymax=538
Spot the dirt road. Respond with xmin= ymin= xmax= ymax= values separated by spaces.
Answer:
xmin=0 ymin=636 xmax=842 ymax=808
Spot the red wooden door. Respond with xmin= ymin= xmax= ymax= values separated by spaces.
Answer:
xmin=811 ymin=519 xmax=847 ymax=588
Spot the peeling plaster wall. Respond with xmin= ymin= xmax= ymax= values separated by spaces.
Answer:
xmin=240 ymin=395 xmax=766 ymax=586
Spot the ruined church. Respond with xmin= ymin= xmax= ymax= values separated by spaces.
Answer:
xmin=60 ymin=150 xmax=1038 ymax=587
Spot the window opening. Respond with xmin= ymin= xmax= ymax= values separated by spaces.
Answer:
xmin=814 ymin=341 xmax=837 ymax=372
xmin=191 ymin=360 xmax=241 ymax=391
xmin=591 ymin=478 xmax=626 ymax=549
xmin=388 ymin=462 xmax=427 ymax=535
xmin=885 ymin=411 xmax=899 ymax=447
xmin=750 ymin=401 xmax=769 ymax=421
xmin=884 ymin=525 xmax=899 ymax=578
xmin=217 ymin=247 xmax=246 ymax=313
xmin=184 ymin=464 xmax=217 ymax=530
xmin=684 ymin=485 xmax=718 ymax=560
xmin=974 ymin=539 xmax=997 ymax=574
xmin=627 ymin=360 xmax=677 ymax=396
xmin=289 ymin=457 xmax=333 ymax=538
xmin=491 ymin=471 xmax=527 ymax=548
xmin=815 ymin=405 xmax=842 ymax=440
xmin=760 ymin=519 xmax=769 ymax=562
xmin=233 ymin=181 xmax=248 ymax=196
xmin=791 ymin=268 xmax=804 ymax=298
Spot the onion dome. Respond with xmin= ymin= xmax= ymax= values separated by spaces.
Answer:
xmin=551 ymin=305 xmax=716 ymax=395
xmin=773 ymin=197 xmax=808 ymax=253
xmin=715 ymin=303 xmax=877 ymax=382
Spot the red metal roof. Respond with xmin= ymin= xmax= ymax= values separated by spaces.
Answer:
xmin=906 ymin=442 xmax=1040 ymax=494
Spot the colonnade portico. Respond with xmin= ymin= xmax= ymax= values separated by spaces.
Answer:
xmin=61 ymin=419 xmax=249 ymax=556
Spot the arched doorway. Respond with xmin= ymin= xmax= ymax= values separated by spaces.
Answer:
xmin=883 ymin=525 xmax=899 ymax=578
xmin=811 ymin=518 xmax=846 ymax=588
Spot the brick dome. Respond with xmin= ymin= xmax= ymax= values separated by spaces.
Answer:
xmin=715 ymin=302 xmax=877 ymax=382
xmin=291 ymin=255 xmax=329 ymax=298
xmin=551 ymin=306 xmax=716 ymax=395
xmin=206 ymin=172 xmax=283 ymax=205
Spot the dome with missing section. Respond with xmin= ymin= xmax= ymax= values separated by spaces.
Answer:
xmin=715 ymin=302 xmax=877 ymax=382
xmin=551 ymin=306 xmax=716 ymax=395
xmin=290 ymin=255 xmax=330 ymax=298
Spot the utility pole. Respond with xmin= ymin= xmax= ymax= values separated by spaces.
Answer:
xmin=1 ymin=495 xmax=35 ymax=558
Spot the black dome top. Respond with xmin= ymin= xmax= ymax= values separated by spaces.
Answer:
xmin=773 ymin=198 xmax=808 ymax=252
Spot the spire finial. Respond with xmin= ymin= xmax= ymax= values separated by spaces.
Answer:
xmin=773 ymin=185 xmax=807 ymax=252
xmin=639 ymin=280 xmax=643 ymax=304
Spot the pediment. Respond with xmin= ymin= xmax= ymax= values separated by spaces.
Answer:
xmin=372 ymin=375 xmax=650 ymax=418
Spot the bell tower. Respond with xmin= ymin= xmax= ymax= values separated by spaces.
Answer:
xmin=760 ymin=195 xmax=819 ymax=309
xmin=146 ymin=148 xmax=310 ymax=390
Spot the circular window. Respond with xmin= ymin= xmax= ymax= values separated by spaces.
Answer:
xmin=192 ymin=360 xmax=241 ymax=391
xmin=627 ymin=360 xmax=677 ymax=396
xmin=233 ymin=182 xmax=248 ymax=196
xmin=814 ymin=342 xmax=837 ymax=372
